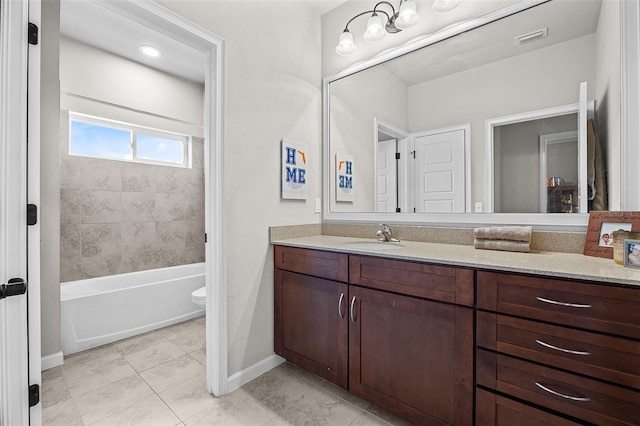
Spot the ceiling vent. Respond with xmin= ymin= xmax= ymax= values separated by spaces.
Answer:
xmin=514 ymin=28 xmax=548 ymax=45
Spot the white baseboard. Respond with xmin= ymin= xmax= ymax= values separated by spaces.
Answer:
xmin=226 ymin=354 xmax=285 ymax=393
xmin=41 ymin=351 xmax=64 ymax=370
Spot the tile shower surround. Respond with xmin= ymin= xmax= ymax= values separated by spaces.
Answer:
xmin=60 ymin=137 xmax=205 ymax=282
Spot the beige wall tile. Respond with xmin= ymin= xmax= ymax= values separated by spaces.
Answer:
xmin=122 ymin=192 xmax=155 ymax=222
xmin=81 ymin=223 xmax=121 ymax=257
xmin=81 ymin=190 xmax=122 ymax=224
xmin=122 ymin=163 xmax=157 ymax=192
xmin=155 ymin=193 xmax=186 ymax=221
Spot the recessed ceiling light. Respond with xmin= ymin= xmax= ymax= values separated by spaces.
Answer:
xmin=139 ymin=45 xmax=161 ymax=57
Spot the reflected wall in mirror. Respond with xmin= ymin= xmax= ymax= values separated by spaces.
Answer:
xmin=326 ymin=0 xmax=620 ymax=217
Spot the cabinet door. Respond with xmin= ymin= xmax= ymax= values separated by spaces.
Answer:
xmin=349 ymin=286 xmax=473 ymax=425
xmin=274 ymin=270 xmax=348 ymax=388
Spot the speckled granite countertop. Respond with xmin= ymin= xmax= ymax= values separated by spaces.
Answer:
xmin=271 ymin=235 xmax=640 ymax=288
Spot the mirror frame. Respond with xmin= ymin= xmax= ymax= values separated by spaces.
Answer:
xmin=323 ymin=0 xmax=640 ymax=231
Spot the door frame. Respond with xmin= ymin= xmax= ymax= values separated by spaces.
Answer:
xmin=538 ymin=130 xmax=578 ymax=213
xmin=485 ymin=101 xmax=593 ymax=213
xmin=0 ymin=0 xmax=35 ymax=423
xmin=373 ymin=118 xmax=408 ymax=213
xmin=96 ymin=0 xmax=228 ymax=396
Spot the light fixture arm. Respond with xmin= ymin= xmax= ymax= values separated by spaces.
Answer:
xmin=336 ymin=0 xmax=423 ymax=55
xmin=342 ymin=9 xmax=391 ymax=32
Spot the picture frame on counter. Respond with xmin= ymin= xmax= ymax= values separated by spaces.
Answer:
xmin=583 ymin=211 xmax=640 ymax=258
xmin=623 ymin=239 xmax=640 ymax=268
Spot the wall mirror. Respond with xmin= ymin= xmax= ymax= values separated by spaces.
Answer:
xmin=323 ymin=0 xmax=636 ymax=230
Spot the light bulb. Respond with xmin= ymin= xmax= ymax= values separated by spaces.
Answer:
xmin=336 ymin=30 xmax=357 ymax=56
xmin=395 ymin=0 xmax=420 ymax=30
xmin=363 ymin=13 xmax=386 ymax=43
xmin=432 ymin=0 xmax=461 ymax=14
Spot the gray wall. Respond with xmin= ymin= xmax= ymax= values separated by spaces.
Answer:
xmin=41 ymin=0 xmax=61 ymax=358
xmin=59 ymin=124 xmax=205 ymax=281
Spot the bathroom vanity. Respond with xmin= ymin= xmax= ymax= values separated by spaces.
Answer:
xmin=272 ymin=236 xmax=640 ymax=425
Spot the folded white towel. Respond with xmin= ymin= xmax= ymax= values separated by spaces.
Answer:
xmin=474 ymin=239 xmax=531 ymax=253
xmin=473 ymin=226 xmax=532 ymax=242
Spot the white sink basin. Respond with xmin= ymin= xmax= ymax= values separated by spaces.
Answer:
xmin=340 ymin=241 xmax=404 ymax=250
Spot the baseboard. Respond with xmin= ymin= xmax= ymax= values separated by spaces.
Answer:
xmin=226 ymin=354 xmax=285 ymax=393
xmin=41 ymin=351 xmax=64 ymax=370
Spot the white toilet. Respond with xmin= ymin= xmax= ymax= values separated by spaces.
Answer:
xmin=192 ymin=286 xmax=206 ymax=310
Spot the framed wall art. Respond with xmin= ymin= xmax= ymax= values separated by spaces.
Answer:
xmin=281 ymin=139 xmax=308 ymax=200
xmin=335 ymin=153 xmax=354 ymax=202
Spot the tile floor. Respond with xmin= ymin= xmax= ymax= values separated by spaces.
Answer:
xmin=42 ymin=317 xmax=407 ymax=425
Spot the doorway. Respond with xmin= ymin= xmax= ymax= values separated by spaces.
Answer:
xmin=53 ymin=0 xmax=227 ymax=396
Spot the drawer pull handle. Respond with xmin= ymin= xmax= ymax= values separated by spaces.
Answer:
xmin=350 ymin=296 xmax=356 ymax=323
xmin=338 ymin=293 xmax=345 ymax=318
xmin=536 ymin=297 xmax=592 ymax=309
xmin=535 ymin=382 xmax=591 ymax=402
xmin=536 ymin=339 xmax=591 ymax=356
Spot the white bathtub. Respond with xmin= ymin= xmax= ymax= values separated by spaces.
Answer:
xmin=61 ymin=263 xmax=205 ymax=355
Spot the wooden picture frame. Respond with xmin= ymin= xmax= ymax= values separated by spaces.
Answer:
xmin=583 ymin=211 xmax=640 ymax=258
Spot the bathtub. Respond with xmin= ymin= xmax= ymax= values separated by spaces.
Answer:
xmin=61 ymin=263 xmax=205 ymax=355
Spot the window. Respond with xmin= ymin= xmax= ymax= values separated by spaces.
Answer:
xmin=69 ymin=113 xmax=190 ymax=167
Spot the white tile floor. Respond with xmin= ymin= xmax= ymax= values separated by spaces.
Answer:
xmin=42 ymin=317 xmax=407 ymax=425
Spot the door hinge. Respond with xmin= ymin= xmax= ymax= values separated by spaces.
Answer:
xmin=27 ymin=204 xmax=37 ymax=226
xmin=0 ymin=278 xmax=27 ymax=300
xmin=395 ymin=152 xmax=400 ymax=160
xmin=28 ymin=23 xmax=38 ymax=45
xmin=29 ymin=384 xmax=40 ymax=407
xmin=204 ymin=233 xmax=208 ymax=243
xmin=411 ymin=151 xmax=416 ymax=159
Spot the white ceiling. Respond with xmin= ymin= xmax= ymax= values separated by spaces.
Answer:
xmin=382 ymin=0 xmax=603 ymax=86
xmin=59 ymin=0 xmax=348 ymax=85
xmin=60 ymin=0 xmax=207 ymax=83
xmin=61 ymin=1 xmax=602 ymax=87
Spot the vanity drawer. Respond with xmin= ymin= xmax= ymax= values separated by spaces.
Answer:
xmin=477 ymin=311 xmax=640 ymax=390
xmin=477 ymin=350 xmax=640 ymax=425
xmin=274 ymin=246 xmax=348 ymax=282
xmin=476 ymin=388 xmax=581 ymax=425
xmin=477 ymin=271 xmax=640 ymax=339
xmin=349 ymin=255 xmax=473 ymax=306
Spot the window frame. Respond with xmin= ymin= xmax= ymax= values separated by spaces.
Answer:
xmin=68 ymin=112 xmax=191 ymax=168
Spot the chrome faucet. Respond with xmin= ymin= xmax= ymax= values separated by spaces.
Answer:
xmin=376 ymin=224 xmax=399 ymax=242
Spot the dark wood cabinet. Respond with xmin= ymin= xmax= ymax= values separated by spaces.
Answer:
xmin=476 ymin=271 xmax=640 ymax=425
xmin=274 ymin=244 xmax=640 ymax=425
xmin=476 ymin=388 xmax=581 ymax=425
xmin=349 ymin=285 xmax=473 ymax=425
xmin=274 ymin=269 xmax=348 ymax=387
xmin=274 ymin=246 xmax=474 ymax=425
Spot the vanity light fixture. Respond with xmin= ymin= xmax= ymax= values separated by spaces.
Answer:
xmin=139 ymin=45 xmax=161 ymax=58
xmin=432 ymin=0 xmax=461 ymax=14
xmin=335 ymin=0 xmax=421 ymax=56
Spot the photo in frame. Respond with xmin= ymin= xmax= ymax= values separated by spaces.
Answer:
xmin=623 ymin=239 xmax=640 ymax=268
xmin=583 ymin=211 xmax=640 ymax=258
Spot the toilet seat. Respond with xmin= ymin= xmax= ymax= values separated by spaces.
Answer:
xmin=192 ymin=286 xmax=206 ymax=301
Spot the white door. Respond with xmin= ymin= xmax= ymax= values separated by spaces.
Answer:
xmin=1 ymin=0 xmax=38 ymax=424
xmin=413 ymin=129 xmax=466 ymax=213
xmin=376 ymin=139 xmax=397 ymax=212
